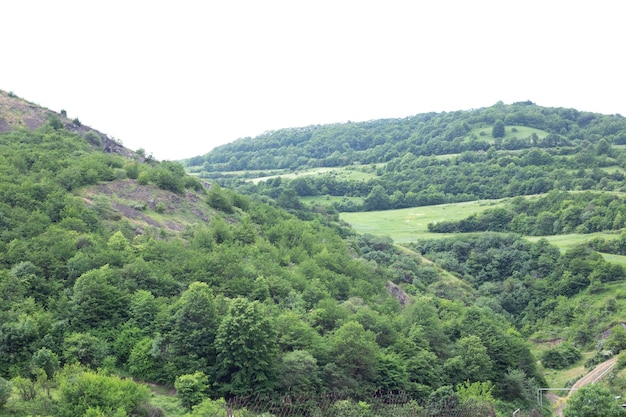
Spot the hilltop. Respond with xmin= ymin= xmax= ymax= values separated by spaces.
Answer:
xmin=186 ymin=100 xmax=626 ymax=174
xmin=0 ymin=89 xmax=134 ymax=158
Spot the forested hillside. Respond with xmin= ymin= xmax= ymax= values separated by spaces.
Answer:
xmin=186 ymin=101 xmax=626 ymax=212
xmin=5 ymin=90 xmax=626 ymax=416
xmin=189 ymin=101 xmax=626 ymax=171
xmin=0 ymin=92 xmax=556 ymax=416
xmin=183 ymin=100 xmax=626 ymax=416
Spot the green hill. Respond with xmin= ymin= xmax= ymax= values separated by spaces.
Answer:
xmin=4 ymin=90 xmax=626 ymax=416
xmin=187 ymin=102 xmax=626 ymax=214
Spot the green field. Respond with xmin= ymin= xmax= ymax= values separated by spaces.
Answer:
xmin=464 ymin=125 xmax=549 ymax=144
xmin=340 ymin=199 xmax=625 ymax=257
xmin=340 ymin=199 xmax=507 ymax=243
xmin=526 ymin=233 xmax=622 ymax=255
xmin=301 ymin=195 xmax=363 ymax=205
xmin=541 ymin=351 xmax=595 ymax=391
xmin=599 ymin=252 xmax=626 ymax=266
xmin=600 ymin=166 xmax=626 ymax=175
xmin=248 ymin=164 xmax=381 ymax=184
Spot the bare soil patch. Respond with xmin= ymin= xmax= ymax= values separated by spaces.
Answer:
xmin=83 ymin=179 xmax=213 ymax=233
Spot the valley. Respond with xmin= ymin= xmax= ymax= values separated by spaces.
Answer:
xmin=3 ymin=91 xmax=626 ymax=415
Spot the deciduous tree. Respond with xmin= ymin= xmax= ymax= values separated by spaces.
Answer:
xmin=492 ymin=120 xmax=505 ymax=138
xmin=564 ymin=384 xmax=625 ymax=417
xmin=0 ymin=377 xmax=11 ymax=409
xmin=70 ymin=265 xmax=126 ymax=331
xmin=214 ymin=298 xmax=278 ymax=396
xmin=175 ymin=371 xmax=209 ymax=410
xmin=166 ymin=282 xmax=218 ymax=376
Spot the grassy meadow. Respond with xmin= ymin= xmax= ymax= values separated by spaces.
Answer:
xmin=340 ymin=199 xmax=508 ymax=243
xmin=526 ymin=233 xmax=622 ymax=253
xmin=339 ymin=198 xmax=625 ymax=260
xmin=464 ymin=125 xmax=549 ymax=144
xmin=301 ymin=195 xmax=363 ymax=205
xmin=246 ymin=164 xmax=382 ymax=184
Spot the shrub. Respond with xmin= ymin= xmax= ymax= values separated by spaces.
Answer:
xmin=85 ymin=132 xmax=102 ymax=147
xmin=148 ymin=161 xmax=186 ymax=193
xmin=331 ymin=399 xmax=370 ymax=417
xmin=232 ymin=193 xmax=250 ymax=211
xmin=604 ymin=325 xmax=626 ymax=354
xmin=137 ymin=171 xmax=150 ymax=185
xmin=184 ymin=176 xmax=205 ymax=192
xmin=492 ymin=120 xmax=505 ymax=138
xmin=48 ymin=115 xmax=64 ymax=130
xmin=113 ymin=168 xmax=127 ymax=180
xmin=207 ymin=185 xmax=233 ymax=213
xmin=11 ymin=376 xmax=36 ymax=401
xmin=541 ymin=342 xmax=581 ymax=369
xmin=616 ymin=350 xmax=626 ymax=371
xmin=185 ymin=398 xmax=228 ymax=417
xmin=58 ymin=368 xmax=150 ymax=417
xmin=129 ymin=201 xmax=147 ymax=211
xmin=0 ymin=377 xmax=11 ymax=408
xmin=175 ymin=372 xmax=209 ymax=410
xmin=125 ymin=163 xmax=140 ymax=179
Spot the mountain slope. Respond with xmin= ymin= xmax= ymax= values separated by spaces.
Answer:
xmin=0 ymin=89 xmax=135 ymax=158
xmin=0 ymin=91 xmax=551 ymax=416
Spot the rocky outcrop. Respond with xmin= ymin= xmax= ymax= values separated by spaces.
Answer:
xmin=0 ymin=89 xmax=137 ymax=159
xmin=385 ymin=281 xmax=410 ymax=306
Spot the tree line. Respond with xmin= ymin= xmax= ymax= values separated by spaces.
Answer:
xmin=223 ymin=130 xmax=626 ymax=213
xmin=428 ymin=190 xmax=626 ymax=235
xmin=186 ymin=101 xmax=626 ymax=173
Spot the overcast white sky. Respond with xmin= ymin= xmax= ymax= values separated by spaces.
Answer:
xmin=2 ymin=1 xmax=624 ymax=160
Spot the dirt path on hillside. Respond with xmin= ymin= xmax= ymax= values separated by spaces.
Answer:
xmin=548 ymin=356 xmax=618 ymax=417
xmin=569 ymin=357 xmax=617 ymax=394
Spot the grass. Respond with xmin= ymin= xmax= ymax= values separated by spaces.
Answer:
xmin=600 ymin=166 xmax=626 ymax=175
xmin=148 ymin=391 xmax=186 ymax=417
xmin=340 ymin=199 xmax=508 ymax=243
xmin=81 ymin=179 xmax=216 ymax=234
xmin=526 ymin=233 xmax=621 ymax=253
xmin=0 ymin=384 xmax=186 ymax=417
xmin=464 ymin=125 xmax=549 ymax=144
xmin=247 ymin=165 xmax=381 ymax=184
xmin=339 ymin=197 xmax=624 ymax=253
xmin=0 ymin=394 xmax=57 ymax=417
xmin=543 ymin=351 xmax=596 ymax=390
xmin=599 ymin=252 xmax=626 ymax=266
xmin=301 ymin=195 xmax=363 ymax=205
xmin=431 ymin=153 xmax=459 ymax=160
xmin=583 ymin=280 xmax=626 ymax=324
xmin=504 ymin=125 xmax=549 ymax=140
xmin=248 ymin=167 xmax=336 ymax=183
